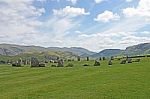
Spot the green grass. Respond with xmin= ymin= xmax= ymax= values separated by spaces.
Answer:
xmin=0 ymin=58 xmax=150 ymax=99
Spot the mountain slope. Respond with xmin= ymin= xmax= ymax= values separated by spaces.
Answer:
xmin=0 ymin=44 xmax=95 ymax=56
xmin=48 ymin=47 xmax=96 ymax=56
xmin=124 ymin=43 xmax=150 ymax=56
xmin=91 ymin=49 xmax=123 ymax=58
xmin=0 ymin=43 xmax=149 ymax=57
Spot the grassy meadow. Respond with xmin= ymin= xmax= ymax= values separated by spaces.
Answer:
xmin=0 ymin=57 xmax=150 ymax=99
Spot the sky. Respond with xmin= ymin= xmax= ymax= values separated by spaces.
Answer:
xmin=0 ymin=0 xmax=150 ymax=52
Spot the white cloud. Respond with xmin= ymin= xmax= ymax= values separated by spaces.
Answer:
xmin=95 ymin=0 xmax=106 ymax=4
xmin=76 ymin=30 xmax=150 ymax=51
xmin=0 ymin=0 xmax=45 ymax=43
xmin=123 ymin=0 xmax=150 ymax=18
xmin=53 ymin=6 xmax=90 ymax=17
xmin=0 ymin=0 xmax=149 ymax=51
xmin=126 ymin=0 xmax=133 ymax=2
xmin=141 ymin=31 xmax=150 ymax=35
xmin=94 ymin=10 xmax=120 ymax=22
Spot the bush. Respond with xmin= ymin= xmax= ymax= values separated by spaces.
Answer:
xmin=66 ymin=63 xmax=74 ymax=67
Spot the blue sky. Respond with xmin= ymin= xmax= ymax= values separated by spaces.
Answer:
xmin=0 ymin=0 xmax=149 ymax=51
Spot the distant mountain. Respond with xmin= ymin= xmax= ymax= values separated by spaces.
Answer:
xmin=91 ymin=49 xmax=123 ymax=58
xmin=91 ymin=43 xmax=150 ymax=58
xmin=124 ymin=43 xmax=150 ymax=56
xmin=0 ymin=44 xmax=95 ymax=56
xmin=48 ymin=47 xmax=96 ymax=56
xmin=0 ymin=44 xmax=47 ymax=56
xmin=0 ymin=43 xmax=149 ymax=58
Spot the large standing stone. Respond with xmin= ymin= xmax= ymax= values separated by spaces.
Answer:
xmin=120 ymin=60 xmax=126 ymax=64
xmin=57 ymin=59 xmax=64 ymax=67
xmin=12 ymin=59 xmax=22 ymax=67
xmin=127 ymin=58 xmax=132 ymax=63
xmin=102 ymin=57 xmax=106 ymax=60
xmin=77 ymin=56 xmax=80 ymax=61
xmin=94 ymin=60 xmax=100 ymax=66
xmin=87 ymin=57 xmax=89 ymax=61
xmin=99 ymin=57 xmax=102 ymax=61
xmin=31 ymin=57 xmax=39 ymax=67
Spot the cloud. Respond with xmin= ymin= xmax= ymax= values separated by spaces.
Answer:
xmin=76 ymin=30 xmax=150 ymax=51
xmin=0 ymin=0 xmax=149 ymax=51
xmin=94 ymin=10 xmax=120 ymax=22
xmin=0 ymin=0 xmax=45 ymax=44
xmin=123 ymin=0 xmax=150 ymax=18
xmin=53 ymin=6 xmax=90 ymax=17
xmin=126 ymin=0 xmax=133 ymax=2
xmin=95 ymin=0 xmax=106 ymax=4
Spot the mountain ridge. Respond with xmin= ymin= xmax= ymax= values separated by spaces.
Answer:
xmin=0 ymin=42 xmax=150 ymax=57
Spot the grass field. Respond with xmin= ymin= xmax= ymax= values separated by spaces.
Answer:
xmin=0 ymin=58 xmax=150 ymax=99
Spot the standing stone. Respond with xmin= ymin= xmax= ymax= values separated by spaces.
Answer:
xmin=22 ymin=59 xmax=27 ymax=65
xmin=127 ymin=58 xmax=132 ymax=63
xmin=108 ymin=60 xmax=112 ymax=65
xmin=120 ymin=60 xmax=126 ymax=64
xmin=17 ymin=58 xmax=22 ymax=66
xmin=77 ymin=56 xmax=80 ymax=61
xmin=99 ymin=57 xmax=102 ymax=61
xmin=57 ymin=57 xmax=59 ymax=60
xmin=87 ymin=57 xmax=89 ymax=61
xmin=135 ymin=59 xmax=140 ymax=62
xmin=111 ymin=56 xmax=114 ymax=60
xmin=102 ymin=57 xmax=106 ymax=60
xmin=27 ymin=60 xmax=30 ymax=65
xmin=57 ymin=59 xmax=64 ymax=67
xmin=31 ymin=57 xmax=39 ymax=67
xmin=94 ymin=60 xmax=100 ymax=66
xmin=39 ymin=63 xmax=46 ymax=67
xmin=12 ymin=59 xmax=22 ymax=67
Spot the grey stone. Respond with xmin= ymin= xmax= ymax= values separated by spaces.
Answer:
xmin=57 ymin=59 xmax=64 ymax=67
xmin=31 ymin=57 xmax=39 ymax=67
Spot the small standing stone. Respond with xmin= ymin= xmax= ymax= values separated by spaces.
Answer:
xmin=94 ymin=60 xmax=100 ymax=66
xmin=77 ymin=56 xmax=80 ymax=61
xmin=108 ymin=60 xmax=112 ymax=65
xmin=17 ymin=58 xmax=22 ymax=66
xmin=57 ymin=59 xmax=64 ymax=67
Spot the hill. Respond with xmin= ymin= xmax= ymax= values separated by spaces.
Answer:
xmin=48 ymin=47 xmax=96 ymax=56
xmin=0 ymin=44 xmax=95 ymax=56
xmin=124 ymin=43 xmax=150 ymax=56
xmin=0 ymin=43 xmax=150 ymax=58
xmin=91 ymin=49 xmax=123 ymax=57
xmin=91 ymin=43 xmax=150 ymax=58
